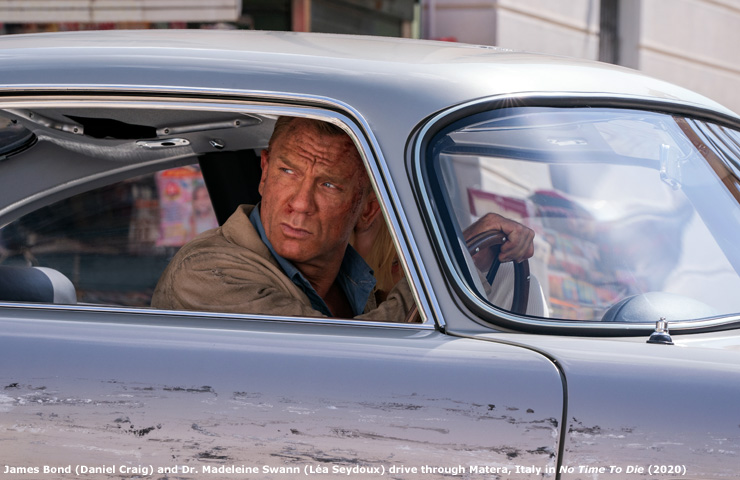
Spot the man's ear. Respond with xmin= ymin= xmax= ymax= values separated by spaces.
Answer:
xmin=258 ymin=149 xmax=270 ymax=196
xmin=356 ymin=192 xmax=381 ymax=232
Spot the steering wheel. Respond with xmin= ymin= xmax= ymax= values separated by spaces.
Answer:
xmin=466 ymin=230 xmax=530 ymax=315
xmin=402 ymin=229 xmax=531 ymax=323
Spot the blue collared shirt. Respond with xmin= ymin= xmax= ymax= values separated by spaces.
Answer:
xmin=249 ymin=205 xmax=376 ymax=317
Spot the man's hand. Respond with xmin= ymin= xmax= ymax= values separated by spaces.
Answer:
xmin=464 ymin=213 xmax=535 ymax=264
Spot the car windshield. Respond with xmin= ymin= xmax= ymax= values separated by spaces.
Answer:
xmin=429 ymin=106 xmax=740 ymax=323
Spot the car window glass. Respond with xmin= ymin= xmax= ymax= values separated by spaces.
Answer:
xmin=0 ymin=107 xmax=417 ymax=323
xmin=427 ymin=107 xmax=740 ymax=323
xmin=0 ymin=165 xmax=217 ymax=306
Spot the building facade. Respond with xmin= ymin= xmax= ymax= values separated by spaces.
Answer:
xmin=241 ymin=0 xmax=415 ymax=38
xmin=421 ymin=0 xmax=740 ymax=114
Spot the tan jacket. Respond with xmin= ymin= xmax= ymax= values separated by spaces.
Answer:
xmin=152 ymin=205 xmax=416 ymax=322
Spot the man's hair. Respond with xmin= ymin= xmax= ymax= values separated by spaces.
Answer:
xmin=266 ymin=116 xmax=373 ymax=195
xmin=268 ymin=116 xmax=346 ymax=150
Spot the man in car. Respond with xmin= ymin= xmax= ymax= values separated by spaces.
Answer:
xmin=152 ymin=117 xmax=534 ymax=321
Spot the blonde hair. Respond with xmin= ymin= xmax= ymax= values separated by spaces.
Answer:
xmin=362 ymin=223 xmax=399 ymax=295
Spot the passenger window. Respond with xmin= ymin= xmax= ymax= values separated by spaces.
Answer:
xmin=0 ymin=108 xmax=418 ymax=323
xmin=0 ymin=165 xmax=217 ymax=306
xmin=149 ymin=116 xmax=418 ymax=322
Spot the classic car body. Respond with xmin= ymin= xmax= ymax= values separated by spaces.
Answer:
xmin=0 ymin=30 xmax=739 ymax=479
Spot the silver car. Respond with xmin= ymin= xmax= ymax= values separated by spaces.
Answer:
xmin=0 ymin=29 xmax=739 ymax=479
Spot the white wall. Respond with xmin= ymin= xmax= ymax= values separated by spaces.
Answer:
xmin=423 ymin=0 xmax=599 ymax=57
xmin=495 ymin=0 xmax=600 ymax=59
xmin=422 ymin=0 xmax=740 ymax=114
xmin=637 ymin=0 xmax=740 ymax=114
xmin=421 ymin=0 xmax=498 ymax=43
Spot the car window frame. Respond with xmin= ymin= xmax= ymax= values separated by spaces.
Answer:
xmin=0 ymin=93 xmax=435 ymax=330
xmin=412 ymin=92 xmax=740 ymax=336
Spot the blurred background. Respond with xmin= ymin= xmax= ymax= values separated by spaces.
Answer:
xmin=0 ymin=0 xmax=738 ymax=112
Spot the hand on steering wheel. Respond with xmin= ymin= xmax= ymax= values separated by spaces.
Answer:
xmin=466 ymin=230 xmax=530 ymax=315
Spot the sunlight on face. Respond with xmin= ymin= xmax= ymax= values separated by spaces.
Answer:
xmin=258 ymin=118 xmax=370 ymax=272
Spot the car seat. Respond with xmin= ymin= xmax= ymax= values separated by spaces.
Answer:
xmin=0 ymin=265 xmax=77 ymax=304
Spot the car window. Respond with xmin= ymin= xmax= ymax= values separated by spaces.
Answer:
xmin=425 ymin=106 xmax=740 ymax=324
xmin=0 ymin=106 xmax=419 ymax=323
xmin=0 ymin=165 xmax=217 ymax=306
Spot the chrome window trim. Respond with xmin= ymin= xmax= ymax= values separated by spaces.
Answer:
xmin=0 ymin=302 xmax=436 ymax=331
xmin=0 ymin=87 xmax=438 ymax=329
xmin=413 ymin=92 xmax=740 ymax=335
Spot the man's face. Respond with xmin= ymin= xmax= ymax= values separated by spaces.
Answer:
xmin=258 ymin=119 xmax=374 ymax=272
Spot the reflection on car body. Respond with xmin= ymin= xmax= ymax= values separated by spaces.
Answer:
xmin=0 ymin=29 xmax=739 ymax=479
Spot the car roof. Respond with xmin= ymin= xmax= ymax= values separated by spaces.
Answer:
xmin=0 ymin=29 xmax=736 ymax=126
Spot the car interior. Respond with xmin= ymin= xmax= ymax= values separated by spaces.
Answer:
xmin=0 ymin=104 xmax=281 ymax=307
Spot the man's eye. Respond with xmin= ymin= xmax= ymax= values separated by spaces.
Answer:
xmin=322 ymin=182 xmax=337 ymax=189
xmin=280 ymin=167 xmax=294 ymax=175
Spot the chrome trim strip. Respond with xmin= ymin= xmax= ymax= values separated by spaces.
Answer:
xmin=347 ymin=122 xmax=447 ymax=330
xmin=413 ymin=92 xmax=740 ymax=334
xmin=0 ymin=301 xmax=436 ymax=331
xmin=0 ymin=87 xmax=440 ymax=328
xmin=0 ymin=84 xmax=370 ymax=109
xmin=2 ymin=83 xmax=737 ymax=121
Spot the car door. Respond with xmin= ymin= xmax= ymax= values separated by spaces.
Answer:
xmin=0 ymin=97 xmax=565 ymax=478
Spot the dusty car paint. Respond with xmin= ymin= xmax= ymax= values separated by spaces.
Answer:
xmin=485 ymin=333 xmax=740 ymax=479
xmin=1 ymin=307 xmax=562 ymax=478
